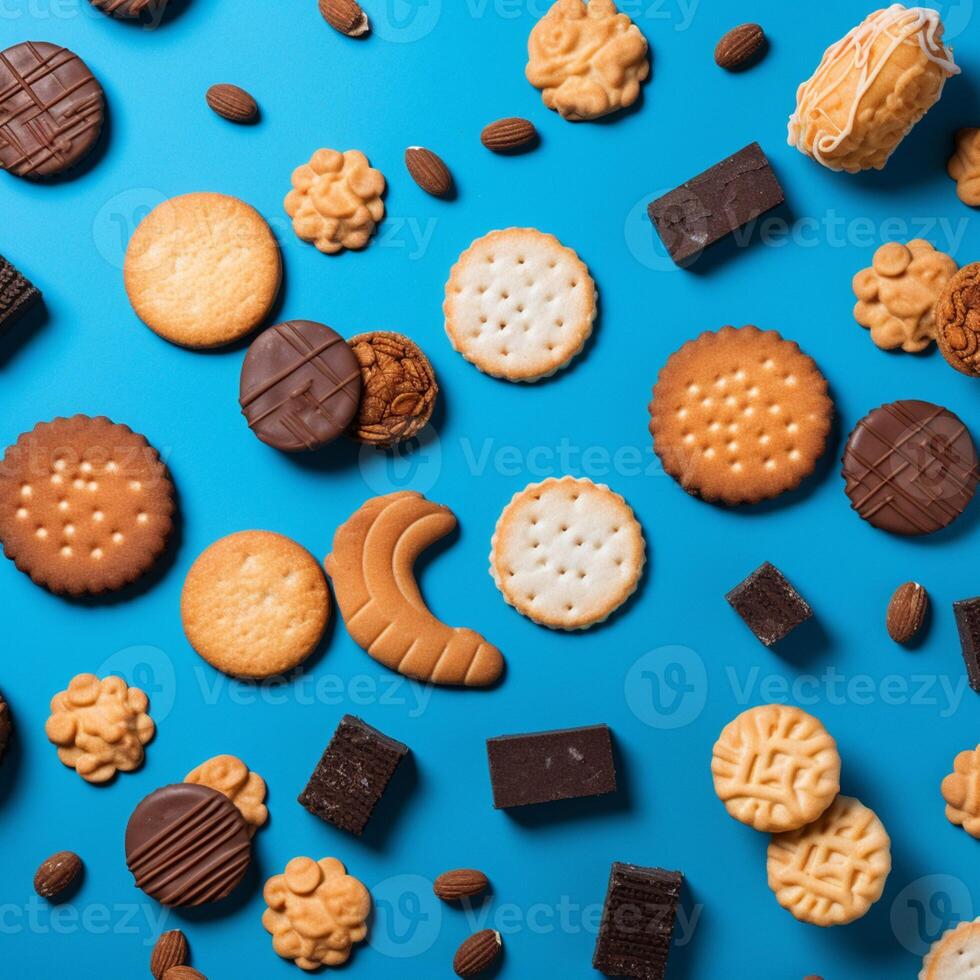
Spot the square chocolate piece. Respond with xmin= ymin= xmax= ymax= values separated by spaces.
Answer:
xmin=298 ymin=714 xmax=409 ymax=835
xmin=955 ymin=597 xmax=980 ymax=693
xmin=593 ymin=862 xmax=683 ymax=980
xmin=0 ymin=255 xmax=40 ymax=330
xmin=486 ymin=724 xmax=616 ymax=809
xmin=726 ymin=561 xmax=812 ymax=646
xmin=647 ymin=142 xmax=784 ymax=265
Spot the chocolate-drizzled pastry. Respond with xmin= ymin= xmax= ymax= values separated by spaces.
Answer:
xmin=0 ymin=42 xmax=104 ymax=179
xmin=239 ymin=320 xmax=362 ymax=452
xmin=125 ymin=783 xmax=251 ymax=907
xmin=842 ymin=400 xmax=979 ymax=536
xmin=90 ymin=0 xmax=167 ymax=18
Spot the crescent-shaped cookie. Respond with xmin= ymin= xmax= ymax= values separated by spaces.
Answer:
xmin=325 ymin=492 xmax=504 ymax=687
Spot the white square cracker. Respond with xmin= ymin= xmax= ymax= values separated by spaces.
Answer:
xmin=490 ymin=476 xmax=645 ymax=630
xmin=443 ymin=228 xmax=597 ymax=382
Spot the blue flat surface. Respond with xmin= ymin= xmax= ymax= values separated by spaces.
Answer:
xmin=2 ymin=1 xmax=980 ymax=977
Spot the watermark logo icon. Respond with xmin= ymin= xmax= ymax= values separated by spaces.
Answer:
xmin=358 ymin=429 xmax=442 ymax=494
xmin=369 ymin=874 xmax=442 ymax=958
xmin=625 ymin=645 xmax=707 ymax=729
xmin=891 ymin=874 xmax=973 ymax=956
xmin=92 ymin=188 xmax=166 ymax=270
xmin=373 ymin=0 xmax=442 ymax=42
xmin=97 ymin=645 xmax=176 ymax=722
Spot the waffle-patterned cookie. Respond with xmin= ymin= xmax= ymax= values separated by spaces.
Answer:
xmin=921 ymin=919 xmax=980 ymax=979
xmin=942 ymin=745 xmax=980 ymax=838
xmin=767 ymin=795 xmax=891 ymax=926
xmin=712 ymin=705 xmax=840 ymax=832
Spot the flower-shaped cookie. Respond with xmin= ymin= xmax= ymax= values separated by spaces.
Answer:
xmin=45 ymin=673 xmax=154 ymax=784
xmin=262 ymin=857 xmax=371 ymax=970
xmin=284 ymin=149 xmax=385 ymax=254
xmin=948 ymin=128 xmax=980 ymax=206
xmin=526 ymin=0 xmax=649 ymax=121
xmin=853 ymin=240 xmax=958 ymax=352
xmin=942 ymin=745 xmax=980 ymax=838
xmin=186 ymin=754 xmax=268 ymax=836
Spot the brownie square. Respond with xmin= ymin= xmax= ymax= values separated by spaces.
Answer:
xmin=726 ymin=561 xmax=813 ymax=646
xmin=955 ymin=597 xmax=980 ymax=693
xmin=298 ymin=714 xmax=409 ymax=835
xmin=0 ymin=255 xmax=40 ymax=330
xmin=593 ymin=862 xmax=683 ymax=979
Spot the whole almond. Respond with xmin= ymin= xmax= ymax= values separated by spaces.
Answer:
xmin=714 ymin=23 xmax=766 ymax=70
xmin=151 ymin=930 xmax=189 ymax=979
xmin=163 ymin=968 xmax=206 ymax=980
xmin=887 ymin=581 xmax=929 ymax=644
xmin=33 ymin=850 xmax=82 ymax=898
xmin=205 ymin=84 xmax=258 ymax=123
xmin=481 ymin=117 xmax=537 ymax=153
xmin=454 ymin=930 xmax=502 ymax=977
xmin=405 ymin=147 xmax=454 ymax=197
xmin=319 ymin=0 xmax=370 ymax=36
xmin=433 ymin=868 xmax=489 ymax=901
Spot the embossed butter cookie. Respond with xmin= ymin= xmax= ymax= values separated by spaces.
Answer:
xmin=0 ymin=415 xmax=175 ymax=595
xmin=444 ymin=228 xmax=597 ymax=382
xmin=526 ymin=0 xmax=650 ymax=121
xmin=649 ymin=326 xmax=833 ymax=505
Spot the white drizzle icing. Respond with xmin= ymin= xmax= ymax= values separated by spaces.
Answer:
xmin=788 ymin=4 xmax=959 ymax=165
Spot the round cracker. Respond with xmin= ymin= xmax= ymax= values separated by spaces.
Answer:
xmin=921 ymin=920 xmax=980 ymax=979
xmin=181 ymin=530 xmax=329 ymax=678
xmin=444 ymin=228 xmax=596 ymax=382
xmin=124 ymin=192 xmax=281 ymax=349
xmin=489 ymin=476 xmax=645 ymax=630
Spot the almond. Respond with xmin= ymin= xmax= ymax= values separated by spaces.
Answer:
xmin=405 ymin=147 xmax=454 ymax=197
xmin=319 ymin=0 xmax=370 ymax=36
xmin=481 ymin=117 xmax=537 ymax=153
xmin=205 ymin=84 xmax=258 ymax=124
xmin=714 ymin=23 xmax=765 ymax=70
xmin=151 ymin=930 xmax=189 ymax=979
xmin=33 ymin=850 xmax=82 ymax=899
xmin=453 ymin=929 xmax=502 ymax=977
xmin=887 ymin=581 xmax=929 ymax=644
xmin=162 ymin=968 xmax=206 ymax=980
xmin=433 ymin=868 xmax=489 ymax=901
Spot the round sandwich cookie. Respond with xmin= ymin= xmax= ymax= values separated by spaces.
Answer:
xmin=181 ymin=530 xmax=330 ymax=678
xmin=920 ymin=919 xmax=980 ymax=979
xmin=444 ymin=228 xmax=597 ymax=382
xmin=649 ymin=325 xmax=833 ymax=505
xmin=0 ymin=42 xmax=104 ymax=179
xmin=89 ymin=0 xmax=167 ymax=18
xmin=935 ymin=262 xmax=980 ymax=377
xmin=348 ymin=331 xmax=439 ymax=448
xmin=239 ymin=320 xmax=362 ymax=452
xmin=0 ymin=416 xmax=175 ymax=595
xmin=489 ymin=476 xmax=645 ymax=630
xmin=842 ymin=400 xmax=979 ymax=536
xmin=125 ymin=783 xmax=251 ymax=907
xmin=124 ymin=192 xmax=281 ymax=349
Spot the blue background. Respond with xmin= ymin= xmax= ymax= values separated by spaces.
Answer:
xmin=1 ymin=0 xmax=979 ymax=976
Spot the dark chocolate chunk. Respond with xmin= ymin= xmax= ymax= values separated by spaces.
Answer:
xmin=239 ymin=320 xmax=363 ymax=452
xmin=647 ymin=142 xmax=784 ymax=265
xmin=955 ymin=597 xmax=980 ymax=693
xmin=593 ymin=862 xmax=683 ymax=980
xmin=0 ymin=255 xmax=40 ymax=330
xmin=0 ymin=689 xmax=10 ymax=763
xmin=298 ymin=714 xmax=409 ymax=835
xmin=842 ymin=400 xmax=979 ymax=536
xmin=125 ymin=783 xmax=251 ymax=907
xmin=0 ymin=42 xmax=105 ymax=179
xmin=727 ymin=561 xmax=812 ymax=646
xmin=486 ymin=723 xmax=616 ymax=809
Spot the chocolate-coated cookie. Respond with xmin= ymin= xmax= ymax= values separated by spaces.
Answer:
xmin=90 ymin=0 xmax=167 ymax=17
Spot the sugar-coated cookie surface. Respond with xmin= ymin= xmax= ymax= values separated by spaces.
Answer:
xmin=490 ymin=476 xmax=644 ymax=630
xmin=124 ymin=192 xmax=281 ymax=348
xmin=444 ymin=228 xmax=596 ymax=382
xmin=920 ymin=919 xmax=980 ymax=979
xmin=181 ymin=530 xmax=329 ymax=678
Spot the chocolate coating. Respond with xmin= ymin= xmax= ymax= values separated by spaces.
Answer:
xmin=239 ymin=320 xmax=362 ymax=452
xmin=842 ymin=400 xmax=979 ymax=536
xmin=125 ymin=783 xmax=251 ymax=907
xmin=0 ymin=43 xmax=104 ymax=179
xmin=90 ymin=0 xmax=167 ymax=18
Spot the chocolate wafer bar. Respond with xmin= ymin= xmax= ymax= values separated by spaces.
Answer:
xmin=726 ymin=561 xmax=812 ymax=646
xmin=298 ymin=714 xmax=409 ymax=835
xmin=955 ymin=597 xmax=980 ymax=693
xmin=0 ymin=255 xmax=40 ymax=330
xmin=593 ymin=862 xmax=683 ymax=980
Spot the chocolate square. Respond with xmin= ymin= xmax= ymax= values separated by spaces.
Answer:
xmin=955 ymin=597 xmax=980 ymax=693
xmin=647 ymin=142 xmax=784 ymax=265
xmin=0 ymin=255 xmax=40 ymax=330
xmin=486 ymin=724 xmax=616 ymax=809
xmin=593 ymin=862 xmax=683 ymax=979
xmin=726 ymin=561 xmax=812 ymax=646
xmin=298 ymin=714 xmax=409 ymax=835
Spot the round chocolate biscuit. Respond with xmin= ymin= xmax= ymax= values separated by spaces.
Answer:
xmin=90 ymin=0 xmax=166 ymax=18
xmin=125 ymin=783 xmax=251 ymax=907
xmin=935 ymin=262 xmax=980 ymax=377
xmin=240 ymin=320 xmax=362 ymax=452
xmin=0 ymin=43 xmax=104 ymax=179
xmin=0 ymin=415 xmax=175 ymax=595
xmin=842 ymin=400 xmax=979 ymax=536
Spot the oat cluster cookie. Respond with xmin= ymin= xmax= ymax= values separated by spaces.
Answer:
xmin=948 ymin=128 xmax=980 ymax=206
xmin=941 ymin=744 xmax=980 ymax=839
xmin=185 ymin=754 xmax=268 ymax=836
